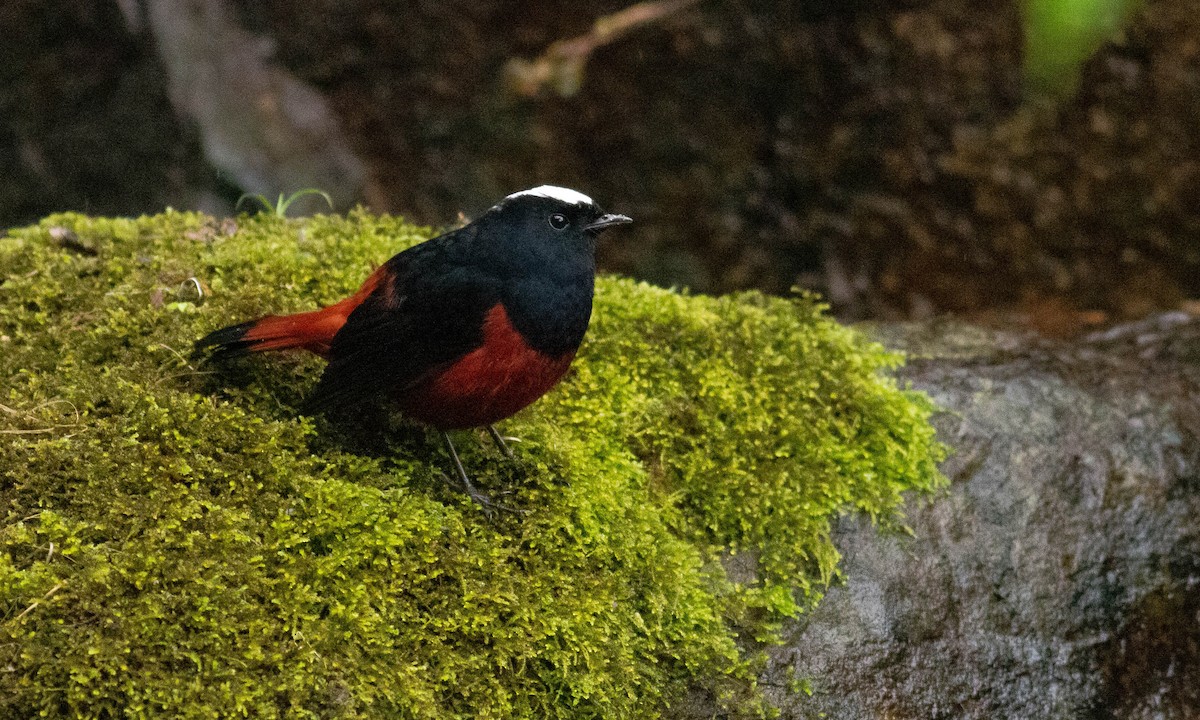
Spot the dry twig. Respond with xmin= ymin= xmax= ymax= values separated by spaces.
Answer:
xmin=0 ymin=399 xmax=82 ymax=436
xmin=504 ymin=0 xmax=701 ymax=97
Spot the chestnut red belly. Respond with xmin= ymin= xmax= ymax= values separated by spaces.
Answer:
xmin=399 ymin=304 xmax=576 ymax=430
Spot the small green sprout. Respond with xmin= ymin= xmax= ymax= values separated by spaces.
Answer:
xmin=235 ymin=188 xmax=334 ymax=217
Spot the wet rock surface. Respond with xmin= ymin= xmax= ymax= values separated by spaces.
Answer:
xmin=759 ymin=314 xmax=1200 ymax=719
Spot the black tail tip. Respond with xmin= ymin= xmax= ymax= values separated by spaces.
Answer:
xmin=192 ymin=320 xmax=257 ymax=362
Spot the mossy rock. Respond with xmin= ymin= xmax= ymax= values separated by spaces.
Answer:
xmin=0 ymin=211 xmax=944 ymax=718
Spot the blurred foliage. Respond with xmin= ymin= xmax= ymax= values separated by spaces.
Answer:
xmin=0 ymin=211 xmax=943 ymax=717
xmin=1022 ymin=0 xmax=1141 ymax=96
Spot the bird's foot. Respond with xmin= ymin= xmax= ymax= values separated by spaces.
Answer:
xmin=437 ymin=472 xmax=525 ymax=515
xmin=440 ymin=431 xmax=525 ymax=516
xmin=467 ymin=487 xmax=526 ymax=516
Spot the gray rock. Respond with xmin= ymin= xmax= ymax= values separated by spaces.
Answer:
xmin=767 ymin=315 xmax=1200 ymax=719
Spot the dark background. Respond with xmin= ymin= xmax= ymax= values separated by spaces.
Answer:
xmin=3 ymin=0 xmax=1197 ymax=333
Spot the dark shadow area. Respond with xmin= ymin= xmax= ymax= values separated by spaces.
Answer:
xmin=2 ymin=0 xmax=1196 ymax=329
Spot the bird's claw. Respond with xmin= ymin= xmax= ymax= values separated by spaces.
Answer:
xmin=440 ymin=431 xmax=528 ymax=515
xmin=467 ymin=489 xmax=527 ymax=516
xmin=437 ymin=472 xmax=526 ymax=516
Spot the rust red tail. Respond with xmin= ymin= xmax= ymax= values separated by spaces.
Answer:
xmin=194 ymin=304 xmax=351 ymax=360
xmin=195 ymin=265 xmax=390 ymax=361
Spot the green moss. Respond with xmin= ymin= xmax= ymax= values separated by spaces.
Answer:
xmin=0 ymin=210 xmax=944 ymax=718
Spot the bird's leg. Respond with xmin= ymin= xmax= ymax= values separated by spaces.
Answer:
xmin=441 ymin=432 xmax=522 ymax=514
xmin=486 ymin=425 xmax=514 ymax=459
xmin=442 ymin=432 xmax=484 ymax=499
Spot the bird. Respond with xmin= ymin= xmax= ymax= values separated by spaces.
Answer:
xmin=195 ymin=186 xmax=632 ymax=507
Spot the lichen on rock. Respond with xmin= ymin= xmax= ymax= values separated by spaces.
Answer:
xmin=0 ymin=210 xmax=943 ymax=718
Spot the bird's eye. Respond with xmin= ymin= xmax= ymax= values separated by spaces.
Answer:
xmin=548 ymin=213 xmax=569 ymax=230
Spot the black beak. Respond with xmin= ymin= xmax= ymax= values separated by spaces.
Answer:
xmin=584 ymin=213 xmax=633 ymax=233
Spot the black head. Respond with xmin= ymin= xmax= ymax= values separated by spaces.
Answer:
xmin=479 ymin=186 xmax=632 ymax=259
xmin=477 ymin=187 xmax=628 ymax=353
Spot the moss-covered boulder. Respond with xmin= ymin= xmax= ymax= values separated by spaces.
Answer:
xmin=0 ymin=211 xmax=943 ymax=718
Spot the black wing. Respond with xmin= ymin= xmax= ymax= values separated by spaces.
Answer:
xmin=305 ymin=228 xmax=501 ymax=415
